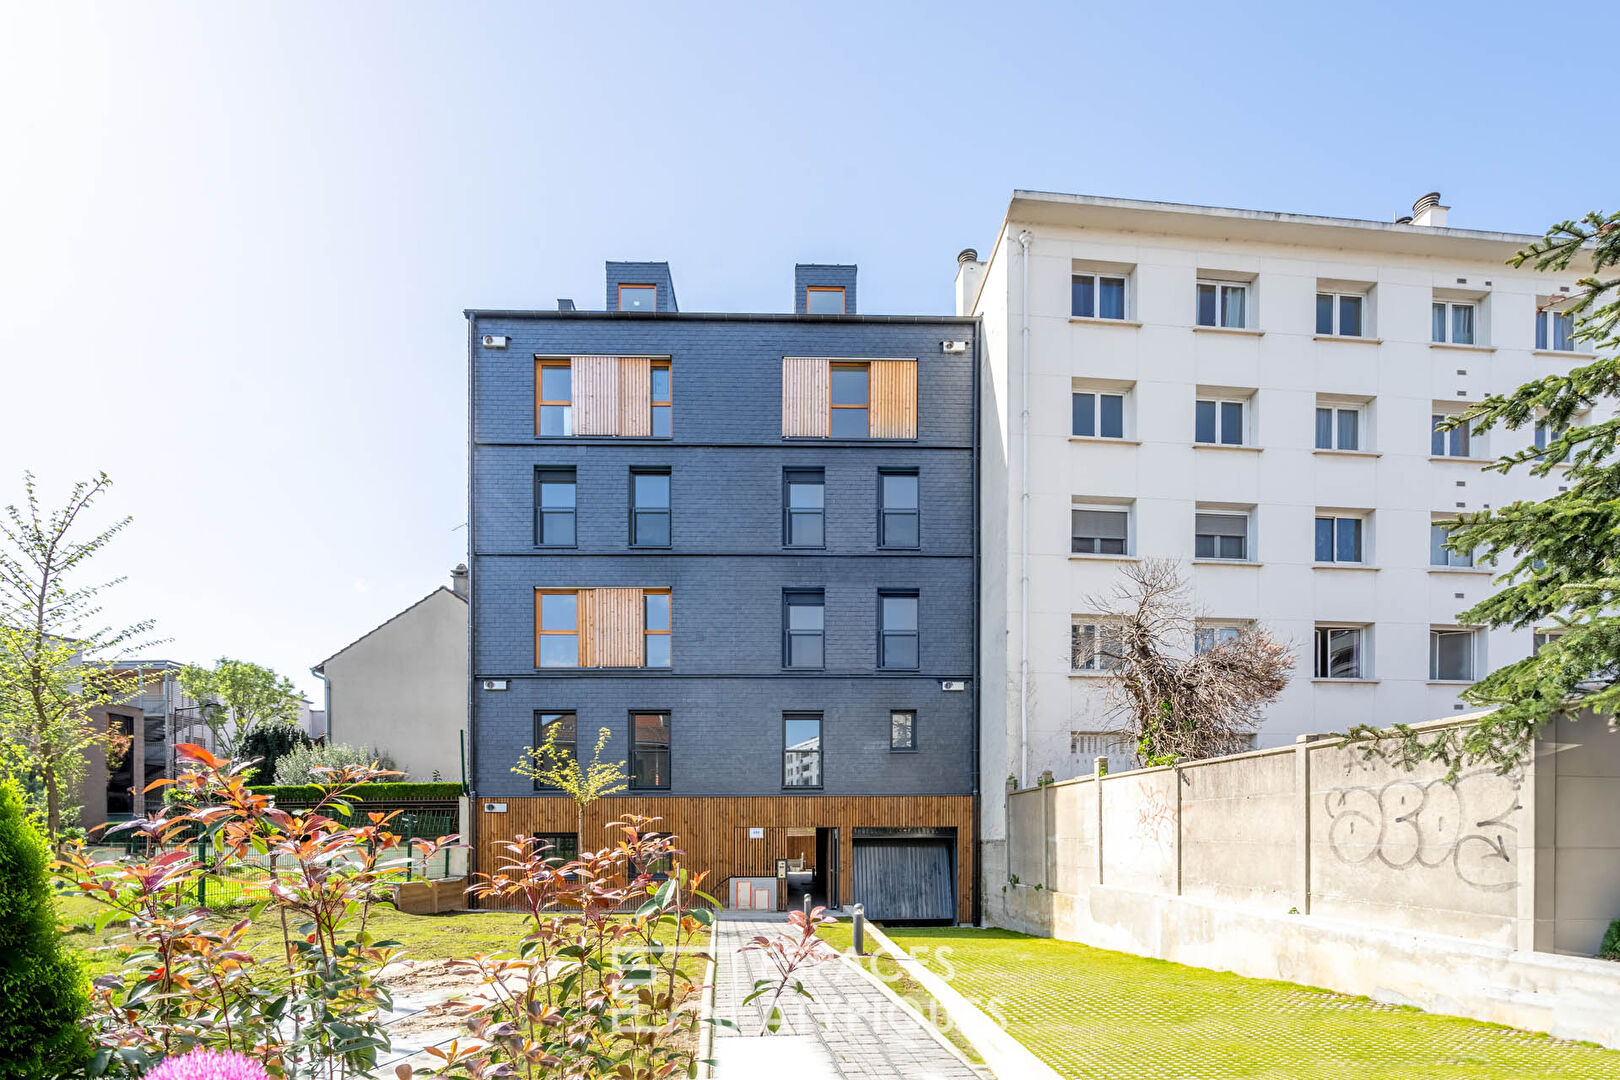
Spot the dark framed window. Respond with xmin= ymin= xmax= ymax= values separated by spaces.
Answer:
xmin=879 ymin=470 xmax=919 ymax=548
xmin=784 ymin=469 xmax=825 ymax=547
xmin=879 ymin=592 xmax=919 ymax=670
xmin=535 ymin=467 xmax=577 ymax=547
xmin=629 ymin=711 xmax=670 ymax=790
xmin=533 ymin=832 xmax=579 ymax=862
xmin=630 ymin=468 xmax=671 ymax=547
xmin=783 ymin=713 xmax=823 ymax=789
xmin=650 ymin=363 xmax=672 ymax=437
xmin=829 ymin=364 xmax=870 ymax=437
xmin=890 ymin=709 xmax=916 ymax=752
xmin=532 ymin=711 xmax=576 ymax=791
xmin=784 ymin=590 xmax=825 ymax=669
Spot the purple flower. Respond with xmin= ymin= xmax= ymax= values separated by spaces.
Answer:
xmin=146 ymin=1049 xmax=271 ymax=1080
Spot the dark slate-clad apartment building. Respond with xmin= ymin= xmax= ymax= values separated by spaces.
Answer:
xmin=466 ymin=262 xmax=979 ymax=922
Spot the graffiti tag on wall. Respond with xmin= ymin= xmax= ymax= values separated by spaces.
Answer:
xmin=1322 ymin=763 xmax=1522 ymax=892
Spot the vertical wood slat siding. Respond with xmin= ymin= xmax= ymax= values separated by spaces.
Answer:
xmin=476 ymin=795 xmax=975 ymax=923
xmin=781 ymin=357 xmax=830 ymax=437
xmin=869 ymin=360 xmax=918 ymax=439
xmin=592 ymin=587 xmax=644 ymax=668
xmin=571 ymin=356 xmax=620 ymax=435
xmin=617 ymin=357 xmax=652 ymax=437
xmin=575 ymin=589 xmax=597 ymax=669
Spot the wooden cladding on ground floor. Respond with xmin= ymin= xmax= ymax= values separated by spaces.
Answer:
xmin=475 ymin=794 xmax=974 ymax=923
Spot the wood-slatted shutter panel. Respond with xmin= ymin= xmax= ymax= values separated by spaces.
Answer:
xmin=617 ymin=357 xmax=652 ymax=436
xmin=781 ymin=357 xmax=830 ymax=437
xmin=591 ymin=587 xmax=645 ymax=667
xmin=869 ymin=360 xmax=918 ymax=439
xmin=571 ymin=356 xmax=620 ymax=435
xmin=575 ymin=589 xmax=597 ymax=668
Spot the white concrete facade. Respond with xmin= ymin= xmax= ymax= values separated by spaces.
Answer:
xmin=963 ymin=191 xmax=1607 ymax=846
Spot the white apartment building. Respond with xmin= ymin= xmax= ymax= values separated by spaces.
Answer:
xmin=959 ymin=191 xmax=1603 ymax=838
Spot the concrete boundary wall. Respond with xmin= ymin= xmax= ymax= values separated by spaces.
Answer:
xmin=986 ymin=713 xmax=1620 ymax=1047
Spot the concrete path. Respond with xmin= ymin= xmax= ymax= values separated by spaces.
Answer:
xmin=711 ymin=913 xmax=985 ymax=1080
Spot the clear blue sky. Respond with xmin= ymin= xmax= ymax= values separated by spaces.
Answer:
xmin=1 ymin=1 xmax=1610 ymax=700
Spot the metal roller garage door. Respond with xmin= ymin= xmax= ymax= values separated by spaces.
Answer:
xmin=850 ymin=839 xmax=954 ymax=922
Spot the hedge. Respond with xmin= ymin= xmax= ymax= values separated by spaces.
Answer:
xmin=167 ymin=781 xmax=463 ymax=806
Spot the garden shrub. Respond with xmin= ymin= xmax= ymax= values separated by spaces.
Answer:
xmin=1602 ymin=918 xmax=1620 ymax=961
xmin=0 ymin=779 xmax=89 ymax=1078
xmin=236 ymin=720 xmax=310 ymax=784
xmin=271 ymin=740 xmax=396 ymax=785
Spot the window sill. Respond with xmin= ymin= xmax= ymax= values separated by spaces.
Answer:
xmin=1069 ymin=553 xmax=1140 ymax=564
xmin=1429 ymin=342 xmax=1496 ymax=353
xmin=1427 ymin=566 xmax=1491 ymax=576
xmin=1069 ymin=435 xmax=1141 ymax=446
xmin=1312 ymin=563 xmax=1379 ymax=571
xmin=1192 ymin=325 xmax=1264 ymax=337
xmin=1312 ymin=334 xmax=1382 ymax=345
xmin=1312 ymin=449 xmax=1381 ymax=459
xmin=1192 ymin=442 xmax=1263 ymax=452
xmin=1192 ymin=559 xmax=1262 ymax=567
xmin=1312 ymin=678 xmax=1379 ymax=685
xmin=1532 ymin=349 xmax=1596 ymax=360
xmin=1428 ymin=455 xmax=1484 ymax=465
xmin=1069 ymin=669 xmax=1117 ymax=679
xmin=1070 ymin=316 xmax=1143 ymax=327
xmin=1428 ymin=680 xmax=1474 ymax=687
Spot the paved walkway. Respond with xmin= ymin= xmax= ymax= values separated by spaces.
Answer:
xmin=711 ymin=913 xmax=984 ymax=1080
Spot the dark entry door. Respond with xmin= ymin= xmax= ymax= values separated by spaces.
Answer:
xmin=851 ymin=839 xmax=954 ymax=922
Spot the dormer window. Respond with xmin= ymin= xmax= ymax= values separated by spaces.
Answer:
xmin=806 ymin=286 xmax=846 ymax=314
xmin=618 ymin=284 xmax=657 ymax=312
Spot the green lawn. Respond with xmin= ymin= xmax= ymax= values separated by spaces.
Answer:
xmin=872 ymin=927 xmax=1620 ymax=1080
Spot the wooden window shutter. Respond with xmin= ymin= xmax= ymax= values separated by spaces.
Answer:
xmin=590 ymin=587 xmax=645 ymax=667
xmin=869 ymin=360 xmax=918 ymax=439
xmin=571 ymin=356 xmax=620 ymax=435
xmin=782 ymin=357 xmax=830 ymax=437
xmin=575 ymin=589 xmax=597 ymax=668
xmin=617 ymin=357 xmax=652 ymax=437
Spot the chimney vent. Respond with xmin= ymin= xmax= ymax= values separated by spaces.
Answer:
xmin=450 ymin=564 xmax=469 ymax=599
xmin=557 ymin=298 xmax=575 ymax=311
xmin=957 ymin=247 xmax=979 ymax=265
xmin=1411 ymin=191 xmax=1449 ymax=227
xmin=1395 ymin=215 xmax=1413 ymax=225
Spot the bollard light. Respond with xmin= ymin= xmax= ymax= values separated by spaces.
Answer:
xmin=852 ymin=903 xmax=865 ymax=956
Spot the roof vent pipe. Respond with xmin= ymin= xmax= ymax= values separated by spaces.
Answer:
xmin=1411 ymin=192 xmax=1449 ymax=228
xmin=957 ymin=247 xmax=979 ymax=264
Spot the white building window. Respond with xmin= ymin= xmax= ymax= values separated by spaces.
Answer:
xmin=1431 ymin=412 xmax=1472 ymax=458
xmin=1315 ymin=404 xmax=1362 ymax=450
xmin=1071 ymin=505 xmax=1130 ymax=555
xmin=1432 ymin=300 xmax=1477 ymax=345
xmin=1430 ymin=629 xmax=1475 ymax=681
xmin=1533 ymin=629 xmax=1564 ymax=654
xmin=1196 ymin=280 xmax=1249 ymax=328
xmin=1314 ymin=626 xmax=1364 ymax=679
xmin=1316 ymin=292 xmax=1365 ymax=337
xmin=1194 ymin=511 xmax=1249 ymax=561
xmin=1071 ymin=618 xmax=1123 ymax=672
xmin=1072 ymin=273 xmax=1128 ymax=320
xmin=1314 ymin=513 xmax=1365 ymax=564
xmin=1195 ymin=397 xmax=1246 ymax=445
xmin=1536 ymin=307 xmax=1576 ymax=352
xmin=1194 ymin=622 xmax=1245 ymax=654
xmin=1072 ymin=390 xmax=1126 ymax=439
xmin=1534 ymin=416 xmax=1572 ymax=453
xmin=1429 ymin=521 xmax=1474 ymax=567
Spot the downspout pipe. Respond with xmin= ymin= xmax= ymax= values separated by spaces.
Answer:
xmin=1016 ymin=230 xmax=1032 ymax=788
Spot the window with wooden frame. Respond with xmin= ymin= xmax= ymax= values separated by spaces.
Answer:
xmin=781 ymin=358 xmax=917 ymax=439
xmin=650 ymin=362 xmax=672 ymax=437
xmin=535 ymin=588 xmax=668 ymax=669
xmin=629 ymin=711 xmax=670 ymax=790
xmin=531 ymin=712 xmax=576 ymax=790
xmin=534 ymin=356 xmax=667 ymax=437
xmin=644 ymin=590 xmax=671 ymax=668
xmin=537 ymin=362 xmax=573 ymax=436
xmin=618 ymin=284 xmax=657 ymax=312
xmin=805 ymin=285 xmax=846 ymax=314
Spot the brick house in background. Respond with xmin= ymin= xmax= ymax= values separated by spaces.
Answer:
xmin=466 ymin=261 xmax=979 ymax=921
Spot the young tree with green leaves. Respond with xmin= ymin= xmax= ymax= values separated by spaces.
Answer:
xmin=0 ymin=471 xmax=156 ymax=836
xmin=177 ymin=657 xmax=304 ymax=759
xmin=1356 ymin=210 xmax=1620 ymax=773
xmin=512 ymin=721 xmax=627 ymax=840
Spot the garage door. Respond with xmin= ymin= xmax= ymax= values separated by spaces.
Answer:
xmin=850 ymin=839 xmax=954 ymax=922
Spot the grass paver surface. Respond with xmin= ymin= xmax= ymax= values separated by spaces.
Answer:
xmin=876 ymin=927 xmax=1620 ymax=1080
